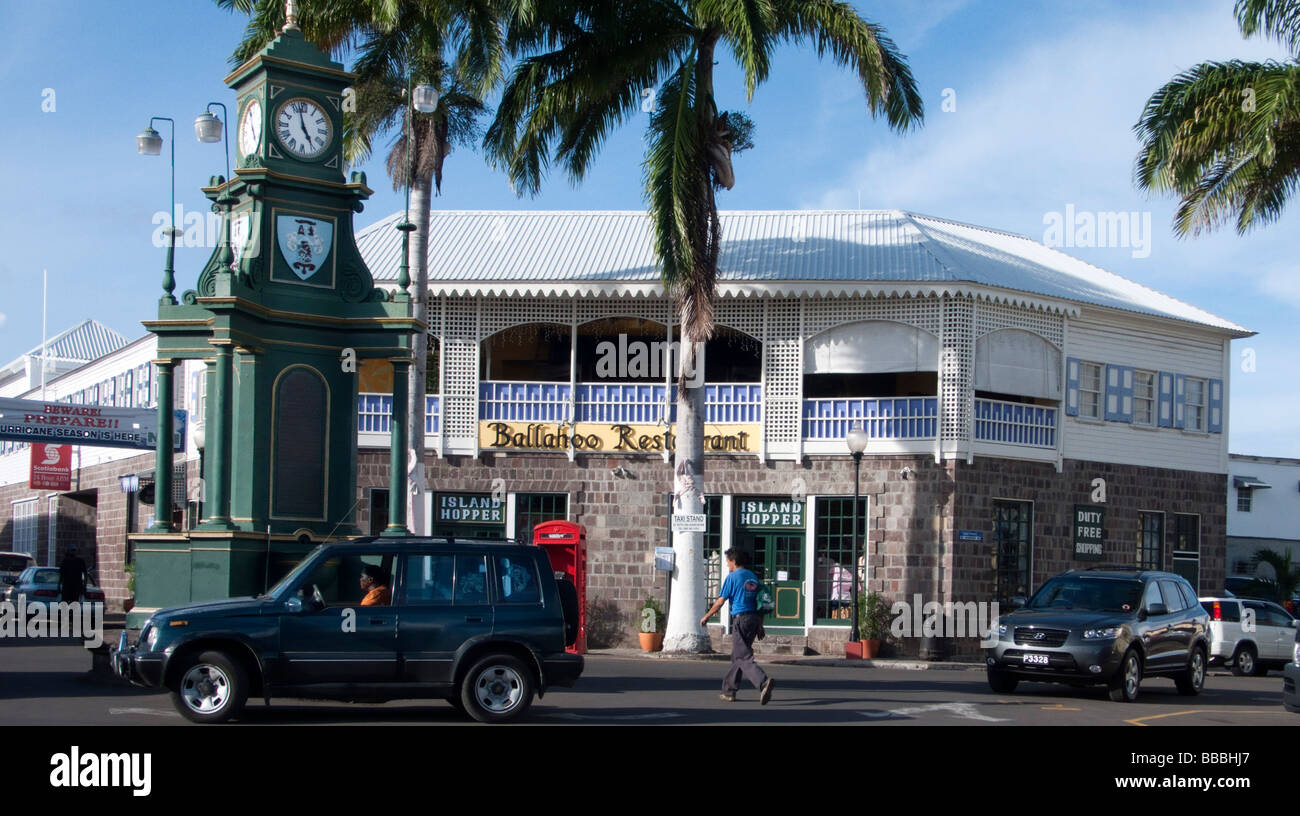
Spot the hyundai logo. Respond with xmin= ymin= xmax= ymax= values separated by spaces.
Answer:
xmin=1034 ymin=632 xmax=1047 ymax=640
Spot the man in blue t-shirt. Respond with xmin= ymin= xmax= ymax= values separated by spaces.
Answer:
xmin=700 ymin=548 xmax=774 ymax=704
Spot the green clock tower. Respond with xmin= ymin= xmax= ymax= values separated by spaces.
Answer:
xmin=129 ymin=13 xmax=418 ymax=626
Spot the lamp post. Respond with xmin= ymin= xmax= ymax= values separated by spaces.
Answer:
xmin=136 ymin=117 xmax=178 ymax=304
xmin=195 ymin=103 xmax=236 ymax=272
xmin=846 ymin=422 xmax=868 ymax=642
xmin=397 ymin=73 xmax=439 ymax=536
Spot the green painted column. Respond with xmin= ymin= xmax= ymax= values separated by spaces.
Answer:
xmin=201 ymin=342 xmax=235 ymax=530
xmin=384 ymin=358 xmax=410 ymax=536
xmin=148 ymin=360 xmax=174 ymax=532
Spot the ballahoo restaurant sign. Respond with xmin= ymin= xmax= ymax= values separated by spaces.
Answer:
xmin=480 ymin=421 xmax=760 ymax=454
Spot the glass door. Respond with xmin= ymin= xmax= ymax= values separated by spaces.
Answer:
xmin=993 ymin=500 xmax=1033 ymax=605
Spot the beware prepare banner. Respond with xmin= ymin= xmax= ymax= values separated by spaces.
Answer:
xmin=0 ymin=397 xmax=186 ymax=452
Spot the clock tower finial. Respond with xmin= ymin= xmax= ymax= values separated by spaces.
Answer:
xmin=283 ymin=0 xmax=300 ymax=33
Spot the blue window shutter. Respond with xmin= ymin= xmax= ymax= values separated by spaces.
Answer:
xmin=1119 ymin=366 xmax=1134 ymax=422
xmin=1158 ymin=371 xmax=1173 ymax=428
xmin=1104 ymin=364 xmax=1123 ymax=421
xmin=1173 ymin=374 xmax=1186 ymax=429
xmin=1208 ymin=378 xmax=1223 ymax=433
xmin=1065 ymin=357 xmax=1080 ymax=416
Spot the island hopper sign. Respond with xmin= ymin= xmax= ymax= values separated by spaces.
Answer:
xmin=0 ymin=397 xmax=186 ymax=452
xmin=480 ymin=421 xmax=760 ymax=454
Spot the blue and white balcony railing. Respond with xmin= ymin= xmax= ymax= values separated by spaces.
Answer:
xmin=478 ymin=381 xmax=763 ymax=426
xmin=357 ymin=394 xmax=441 ymax=435
xmin=802 ymin=397 xmax=939 ymax=441
xmin=973 ymin=398 xmax=1056 ymax=448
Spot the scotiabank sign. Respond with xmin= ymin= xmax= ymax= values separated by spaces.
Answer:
xmin=30 ymin=444 xmax=71 ymax=491
xmin=0 ymin=397 xmax=186 ymax=451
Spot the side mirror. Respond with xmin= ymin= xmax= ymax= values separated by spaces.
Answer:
xmin=1291 ymin=619 xmax=1298 ymax=628
xmin=1147 ymin=603 xmax=1168 ymax=617
xmin=1006 ymin=596 xmax=1027 ymax=611
xmin=285 ymin=597 xmax=303 ymax=613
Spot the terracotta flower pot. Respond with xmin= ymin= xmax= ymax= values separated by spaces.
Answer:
xmin=638 ymin=631 xmax=664 ymax=652
xmin=845 ymin=639 xmax=882 ymax=659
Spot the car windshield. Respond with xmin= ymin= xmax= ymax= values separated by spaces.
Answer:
xmin=1026 ymin=576 xmax=1143 ymax=613
xmin=31 ymin=569 xmax=61 ymax=584
xmin=0 ymin=554 xmax=31 ymax=572
xmin=264 ymin=546 xmax=325 ymax=599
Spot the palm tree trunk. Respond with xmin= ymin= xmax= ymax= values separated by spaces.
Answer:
xmin=406 ymin=170 xmax=433 ymax=535
xmin=663 ymin=330 xmax=710 ymax=652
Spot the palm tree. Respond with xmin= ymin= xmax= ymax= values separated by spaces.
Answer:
xmin=218 ymin=0 xmax=503 ymax=535
xmin=487 ymin=0 xmax=922 ymax=651
xmin=1251 ymin=548 xmax=1300 ymax=607
xmin=1135 ymin=0 xmax=1300 ymax=235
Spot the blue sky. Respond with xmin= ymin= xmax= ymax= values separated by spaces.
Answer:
xmin=1 ymin=0 xmax=1296 ymax=456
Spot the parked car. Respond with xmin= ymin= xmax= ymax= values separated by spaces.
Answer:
xmin=5 ymin=566 xmax=106 ymax=610
xmin=0 ymin=552 xmax=35 ymax=590
xmin=1199 ymin=596 xmax=1297 ymax=676
xmin=1283 ymin=624 xmax=1299 ymax=714
xmin=112 ymin=537 xmax=583 ymax=724
xmin=986 ymin=568 xmax=1209 ymax=702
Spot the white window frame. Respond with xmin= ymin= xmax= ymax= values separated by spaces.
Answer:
xmin=12 ymin=499 xmax=39 ymax=559
xmin=1184 ymin=377 xmax=1207 ymax=432
xmin=1078 ymin=361 xmax=1103 ymax=420
xmin=1133 ymin=369 xmax=1156 ymax=427
xmin=1236 ymin=489 xmax=1252 ymax=513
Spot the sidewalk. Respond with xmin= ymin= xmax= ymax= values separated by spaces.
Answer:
xmin=589 ymin=647 xmax=984 ymax=671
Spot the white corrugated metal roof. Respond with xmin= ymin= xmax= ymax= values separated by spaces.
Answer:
xmin=17 ymin=319 xmax=130 ymax=364
xmin=354 ymin=210 xmax=1250 ymax=334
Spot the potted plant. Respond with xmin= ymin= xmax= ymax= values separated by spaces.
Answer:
xmin=123 ymin=563 xmax=136 ymax=614
xmin=637 ymin=596 xmax=666 ymax=652
xmin=847 ymin=591 xmax=892 ymax=659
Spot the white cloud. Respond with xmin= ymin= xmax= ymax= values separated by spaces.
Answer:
xmin=0 ymin=313 xmax=6 ymax=328
xmin=1256 ymin=268 xmax=1300 ymax=308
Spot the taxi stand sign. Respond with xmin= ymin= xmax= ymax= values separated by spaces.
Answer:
xmin=671 ymin=513 xmax=706 ymax=533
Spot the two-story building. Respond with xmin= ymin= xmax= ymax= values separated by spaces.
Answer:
xmin=0 ymin=209 xmax=1251 ymax=653
xmin=1227 ymin=453 xmax=1300 ymax=578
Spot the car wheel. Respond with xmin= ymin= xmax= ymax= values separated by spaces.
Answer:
xmin=460 ymin=654 xmax=535 ymax=723
xmin=1231 ymin=644 xmax=1258 ymax=677
xmin=170 ymin=650 xmax=248 ymax=724
xmin=987 ymin=669 xmax=1018 ymax=694
xmin=1175 ymin=646 xmax=1206 ymax=696
xmin=1108 ymin=649 xmax=1142 ymax=703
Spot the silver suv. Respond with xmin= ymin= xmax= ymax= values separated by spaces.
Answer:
xmin=985 ymin=568 xmax=1209 ymax=703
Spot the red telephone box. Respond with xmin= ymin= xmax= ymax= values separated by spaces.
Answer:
xmin=533 ymin=520 xmax=587 ymax=654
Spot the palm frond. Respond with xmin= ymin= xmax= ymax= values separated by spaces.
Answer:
xmin=1237 ymin=0 xmax=1300 ymax=56
xmin=772 ymin=0 xmax=923 ymax=130
xmin=699 ymin=0 xmax=778 ymax=100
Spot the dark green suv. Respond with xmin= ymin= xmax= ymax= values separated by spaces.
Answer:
xmin=112 ymin=538 xmax=582 ymax=723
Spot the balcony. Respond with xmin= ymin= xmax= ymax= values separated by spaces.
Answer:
xmin=972 ymin=397 xmax=1057 ymax=458
xmin=355 ymin=386 xmax=1058 ymax=462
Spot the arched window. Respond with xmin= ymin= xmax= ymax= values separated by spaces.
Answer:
xmin=973 ymin=329 xmax=1061 ymax=403
xmin=272 ymin=366 xmax=328 ymax=519
xmin=803 ymin=320 xmax=938 ymax=398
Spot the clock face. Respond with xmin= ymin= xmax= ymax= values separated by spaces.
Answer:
xmin=275 ymin=97 xmax=332 ymax=159
xmin=238 ymin=98 xmax=262 ymax=157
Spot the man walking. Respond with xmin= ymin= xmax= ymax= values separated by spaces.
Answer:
xmin=701 ymin=548 xmax=774 ymax=704
xmin=58 ymin=546 xmax=90 ymax=604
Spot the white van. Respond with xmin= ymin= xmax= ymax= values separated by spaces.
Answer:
xmin=1200 ymin=596 xmax=1298 ymax=676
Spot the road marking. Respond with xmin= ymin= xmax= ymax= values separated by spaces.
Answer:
xmin=1125 ymin=709 xmax=1283 ymax=727
xmin=542 ymin=712 xmax=684 ymax=721
xmin=858 ymin=702 xmax=1010 ymax=723
xmin=109 ymin=707 xmax=181 ymax=718
xmin=1041 ymin=704 xmax=1080 ymax=711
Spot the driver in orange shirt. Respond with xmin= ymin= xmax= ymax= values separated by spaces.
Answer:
xmin=359 ymin=564 xmax=391 ymax=606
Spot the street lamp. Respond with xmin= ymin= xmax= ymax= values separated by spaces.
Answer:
xmin=846 ymin=422 xmax=868 ymax=642
xmin=137 ymin=117 xmax=178 ymax=304
xmin=195 ymin=103 xmax=235 ymax=272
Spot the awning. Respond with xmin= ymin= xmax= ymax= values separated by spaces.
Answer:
xmin=1232 ymin=476 xmax=1271 ymax=489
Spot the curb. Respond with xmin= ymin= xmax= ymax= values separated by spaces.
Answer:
xmin=587 ymin=649 xmax=984 ymax=670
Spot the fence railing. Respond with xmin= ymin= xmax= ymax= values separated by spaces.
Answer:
xmin=358 ymin=394 xmax=440 ymax=434
xmin=802 ymin=397 xmax=939 ymax=440
xmin=973 ymin=398 xmax=1056 ymax=448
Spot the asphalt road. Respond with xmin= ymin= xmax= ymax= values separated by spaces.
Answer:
xmin=1 ymin=638 xmax=1296 ymax=727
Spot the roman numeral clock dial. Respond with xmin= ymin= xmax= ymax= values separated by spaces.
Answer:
xmin=275 ymin=98 xmax=332 ymax=159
